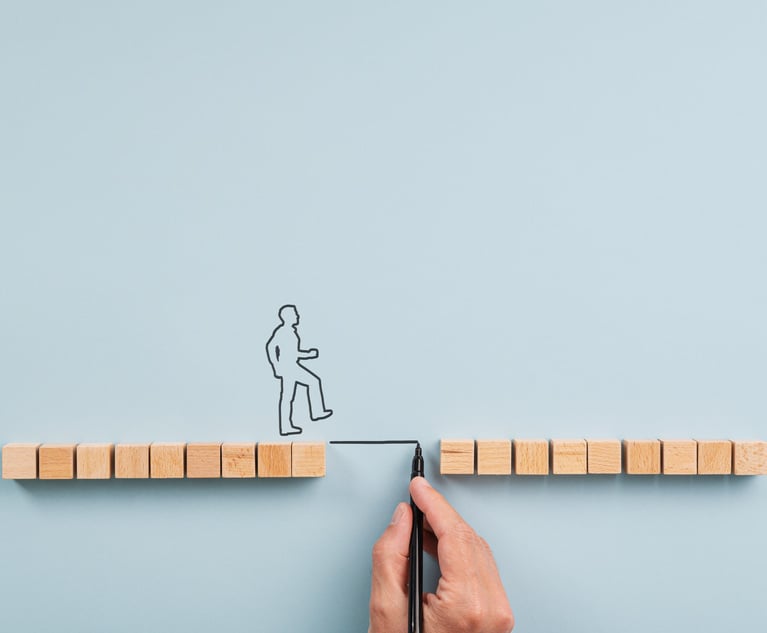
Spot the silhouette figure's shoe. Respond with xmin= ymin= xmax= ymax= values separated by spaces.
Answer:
xmin=280 ymin=425 xmax=303 ymax=436
xmin=311 ymin=409 xmax=333 ymax=421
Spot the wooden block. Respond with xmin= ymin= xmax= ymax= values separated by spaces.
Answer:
xmin=551 ymin=439 xmax=586 ymax=475
xmin=39 ymin=444 xmax=76 ymax=480
xmin=76 ymin=444 xmax=114 ymax=479
xmin=476 ymin=440 xmax=511 ymax=475
xmin=222 ymin=443 xmax=256 ymax=478
xmin=150 ymin=443 xmax=185 ymax=479
xmin=514 ymin=439 xmax=549 ymax=475
xmin=292 ymin=442 xmax=326 ymax=477
xmin=258 ymin=442 xmax=292 ymax=478
xmin=587 ymin=439 xmax=622 ymax=474
xmin=661 ymin=440 xmax=697 ymax=475
xmin=624 ymin=440 xmax=661 ymax=475
xmin=186 ymin=443 xmax=221 ymax=478
xmin=440 ymin=439 xmax=475 ymax=475
xmin=115 ymin=444 xmax=150 ymax=479
xmin=2 ymin=443 xmax=39 ymax=479
xmin=697 ymin=440 xmax=732 ymax=475
xmin=733 ymin=441 xmax=767 ymax=475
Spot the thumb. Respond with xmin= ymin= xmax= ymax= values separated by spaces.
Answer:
xmin=369 ymin=503 xmax=412 ymax=632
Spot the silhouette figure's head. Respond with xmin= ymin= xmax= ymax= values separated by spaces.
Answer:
xmin=278 ymin=304 xmax=300 ymax=326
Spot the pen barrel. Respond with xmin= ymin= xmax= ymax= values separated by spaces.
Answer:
xmin=409 ymin=446 xmax=424 ymax=633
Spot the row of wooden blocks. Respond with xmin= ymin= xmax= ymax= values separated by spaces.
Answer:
xmin=441 ymin=439 xmax=767 ymax=475
xmin=1 ymin=442 xmax=326 ymax=479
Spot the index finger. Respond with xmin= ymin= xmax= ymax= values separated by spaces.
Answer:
xmin=409 ymin=477 xmax=469 ymax=539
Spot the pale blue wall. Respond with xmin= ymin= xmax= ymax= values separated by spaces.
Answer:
xmin=1 ymin=2 xmax=765 ymax=631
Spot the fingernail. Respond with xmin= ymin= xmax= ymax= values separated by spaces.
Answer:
xmin=391 ymin=503 xmax=407 ymax=525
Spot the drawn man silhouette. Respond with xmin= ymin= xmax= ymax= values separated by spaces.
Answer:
xmin=266 ymin=305 xmax=333 ymax=436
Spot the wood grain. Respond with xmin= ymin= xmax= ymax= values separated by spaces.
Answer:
xmin=696 ymin=440 xmax=732 ymax=475
xmin=514 ymin=439 xmax=549 ymax=475
xmin=76 ymin=444 xmax=114 ymax=479
xmin=258 ymin=443 xmax=292 ymax=478
xmin=661 ymin=440 xmax=697 ymax=475
xmin=476 ymin=440 xmax=511 ymax=475
xmin=292 ymin=442 xmax=326 ymax=477
xmin=39 ymin=444 xmax=76 ymax=480
xmin=440 ymin=439 xmax=475 ymax=475
xmin=551 ymin=439 xmax=587 ymax=475
xmin=586 ymin=439 xmax=622 ymax=474
xmin=115 ymin=444 xmax=150 ymax=479
xmin=186 ymin=443 xmax=221 ymax=478
xmin=222 ymin=443 xmax=256 ymax=478
xmin=624 ymin=440 xmax=661 ymax=475
xmin=150 ymin=443 xmax=185 ymax=479
xmin=2 ymin=443 xmax=39 ymax=480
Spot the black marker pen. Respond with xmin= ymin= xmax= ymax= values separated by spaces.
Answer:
xmin=409 ymin=443 xmax=424 ymax=633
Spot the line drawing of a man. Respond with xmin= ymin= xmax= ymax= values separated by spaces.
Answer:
xmin=266 ymin=304 xmax=333 ymax=436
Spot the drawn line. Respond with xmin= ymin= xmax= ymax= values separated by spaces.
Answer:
xmin=330 ymin=440 xmax=420 ymax=447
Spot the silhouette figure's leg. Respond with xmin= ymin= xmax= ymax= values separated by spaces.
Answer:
xmin=297 ymin=365 xmax=332 ymax=421
xmin=279 ymin=378 xmax=302 ymax=436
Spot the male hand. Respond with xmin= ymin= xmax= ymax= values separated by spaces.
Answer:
xmin=369 ymin=477 xmax=514 ymax=633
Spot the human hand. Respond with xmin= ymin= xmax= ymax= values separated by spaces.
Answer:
xmin=369 ymin=477 xmax=514 ymax=633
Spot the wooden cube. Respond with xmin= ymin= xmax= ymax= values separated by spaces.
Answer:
xmin=150 ymin=443 xmax=185 ymax=479
xmin=476 ymin=440 xmax=511 ymax=475
xmin=587 ymin=439 xmax=622 ymax=474
xmin=115 ymin=444 xmax=150 ymax=479
xmin=186 ymin=443 xmax=221 ymax=478
xmin=697 ymin=440 xmax=732 ymax=475
xmin=258 ymin=442 xmax=292 ymax=478
xmin=2 ymin=443 xmax=39 ymax=479
xmin=76 ymin=444 xmax=114 ymax=479
xmin=39 ymin=444 xmax=76 ymax=480
xmin=733 ymin=441 xmax=767 ymax=475
xmin=440 ymin=439 xmax=475 ymax=475
xmin=222 ymin=443 xmax=256 ymax=478
xmin=661 ymin=440 xmax=697 ymax=475
xmin=624 ymin=440 xmax=661 ymax=475
xmin=551 ymin=439 xmax=587 ymax=475
xmin=292 ymin=442 xmax=326 ymax=477
xmin=514 ymin=439 xmax=549 ymax=475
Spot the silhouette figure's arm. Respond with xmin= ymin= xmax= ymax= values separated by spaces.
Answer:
xmin=266 ymin=332 xmax=280 ymax=375
xmin=296 ymin=334 xmax=319 ymax=359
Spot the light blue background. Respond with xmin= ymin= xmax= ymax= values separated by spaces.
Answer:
xmin=1 ymin=2 xmax=765 ymax=631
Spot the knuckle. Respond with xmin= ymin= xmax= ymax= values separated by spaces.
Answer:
xmin=462 ymin=603 xmax=485 ymax=629
xmin=450 ymin=521 xmax=477 ymax=544
xmin=371 ymin=541 xmax=389 ymax=567
xmin=492 ymin=606 xmax=515 ymax=632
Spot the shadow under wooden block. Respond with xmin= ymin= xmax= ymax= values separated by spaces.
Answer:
xmin=258 ymin=443 xmax=292 ymax=478
xmin=551 ymin=439 xmax=586 ymax=475
xmin=661 ymin=440 xmax=697 ymax=475
xmin=77 ymin=444 xmax=114 ymax=479
xmin=440 ymin=440 xmax=475 ymax=475
xmin=696 ymin=440 xmax=732 ymax=475
xmin=514 ymin=440 xmax=549 ymax=475
xmin=624 ymin=440 xmax=660 ymax=475
xmin=222 ymin=443 xmax=256 ymax=478
xmin=2 ymin=443 xmax=39 ymax=480
xmin=587 ymin=439 xmax=621 ymax=474
xmin=733 ymin=441 xmax=767 ymax=475
xmin=39 ymin=444 xmax=76 ymax=480
xmin=115 ymin=444 xmax=150 ymax=479
xmin=476 ymin=440 xmax=511 ymax=475
xmin=186 ymin=443 xmax=221 ymax=478
xmin=150 ymin=443 xmax=185 ymax=479
xmin=292 ymin=442 xmax=326 ymax=477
